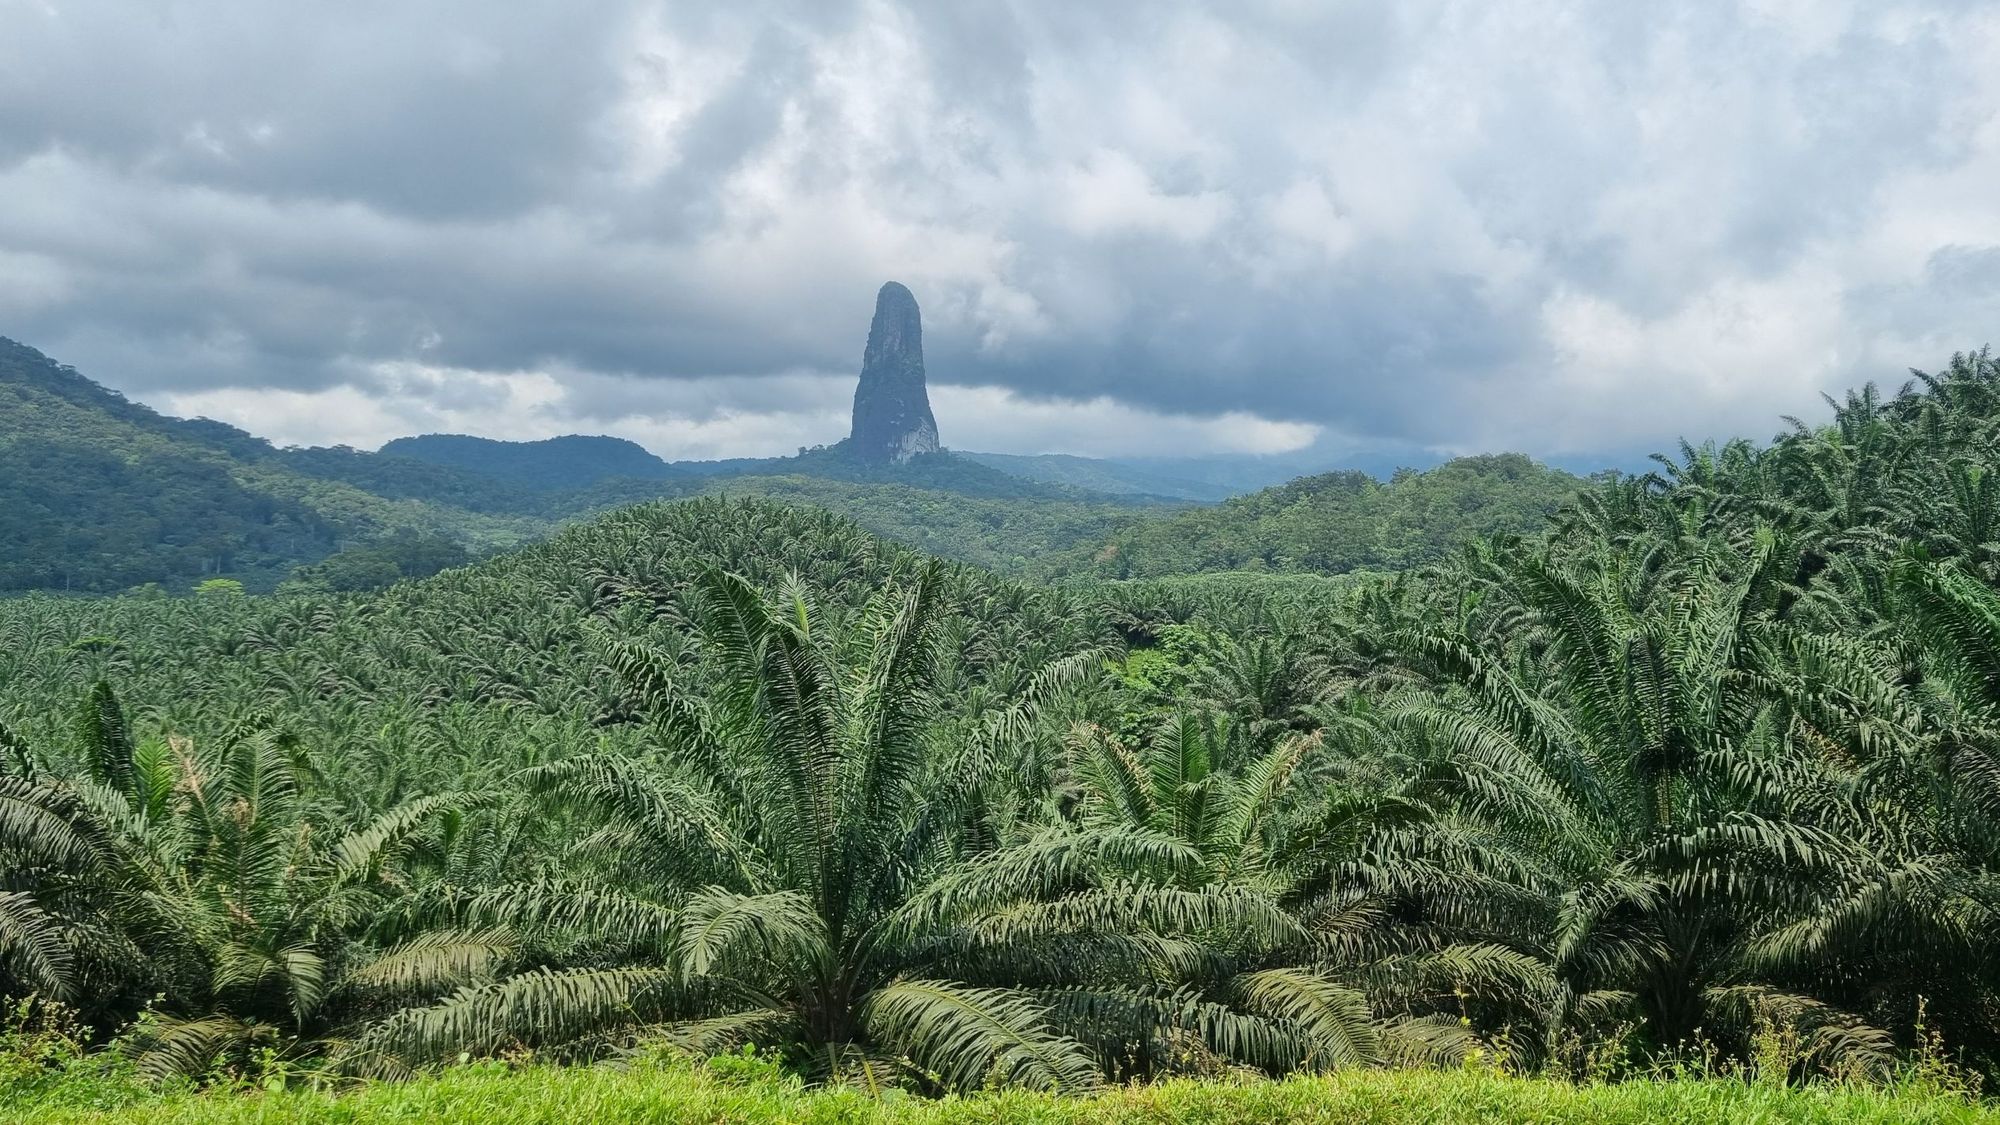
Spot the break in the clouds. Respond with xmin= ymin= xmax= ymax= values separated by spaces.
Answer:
xmin=3 ymin=1 xmax=2000 ymax=462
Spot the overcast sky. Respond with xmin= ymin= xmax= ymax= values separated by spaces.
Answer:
xmin=3 ymin=1 xmax=1998 ymax=463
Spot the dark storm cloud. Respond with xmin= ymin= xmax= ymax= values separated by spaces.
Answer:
xmin=0 ymin=3 xmax=625 ymax=216
xmin=2 ymin=0 xmax=1999 ymax=458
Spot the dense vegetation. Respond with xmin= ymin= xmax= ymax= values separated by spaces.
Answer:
xmin=0 ymin=355 xmax=1990 ymax=1091
xmin=0 ymin=336 xmax=1149 ymax=593
xmin=1067 ymin=453 xmax=1587 ymax=577
xmin=0 ymin=339 xmax=546 ymax=592
xmin=961 ymin=451 xmax=1237 ymax=501
xmin=5 ymin=346 xmax=2000 ymax=1115
xmin=380 ymin=434 xmax=685 ymax=490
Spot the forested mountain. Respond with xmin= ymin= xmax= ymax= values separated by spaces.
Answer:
xmin=383 ymin=431 xmax=1129 ymax=504
xmin=381 ymin=435 xmax=1385 ymax=506
xmin=960 ymin=451 xmax=1235 ymax=501
xmin=0 ymin=337 xmax=1576 ymax=594
xmin=4 ymin=348 xmax=2000 ymax=1097
xmin=381 ymin=433 xmax=685 ymax=489
xmin=0 ymin=338 xmax=549 ymax=593
xmin=1063 ymin=453 xmax=1589 ymax=578
xmin=0 ymin=339 xmax=1129 ymax=593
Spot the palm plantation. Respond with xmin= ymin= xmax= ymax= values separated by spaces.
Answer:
xmin=2 ymin=353 xmax=2000 ymax=1096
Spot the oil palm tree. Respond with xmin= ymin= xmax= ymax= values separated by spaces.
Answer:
xmin=354 ymin=566 xmax=1119 ymax=1087
xmin=1736 ymin=559 xmax=2000 ymax=1067
xmin=364 ymin=567 xmax=1449 ymax=1088
xmin=1057 ymin=711 xmax=1505 ymax=1072
xmin=1 ymin=684 xmax=502 ymax=1080
xmin=1376 ymin=540 xmax=1897 ymax=1071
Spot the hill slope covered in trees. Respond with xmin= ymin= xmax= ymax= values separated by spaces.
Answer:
xmin=380 ymin=433 xmax=685 ymax=490
xmin=0 ymin=337 xmax=1578 ymax=594
xmin=1061 ymin=453 xmax=1589 ymax=578
xmin=0 ymin=338 xmax=549 ymax=592
xmin=0 ymin=339 xmax=1133 ymax=592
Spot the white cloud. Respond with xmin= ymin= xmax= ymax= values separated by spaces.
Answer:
xmin=162 ymin=363 xmax=852 ymax=460
xmin=1057 ymin=150 xmax=1231 ymax=242
xmin=929 ymin=384 xmax=1318 ymax=458
xmin=5 ymin=0 xmax=2000 ymax=464
xmin=1527 ymin=264 xmax=1848 ymax=450
xmin=161 ymin=364 xmax=1316 ymax=461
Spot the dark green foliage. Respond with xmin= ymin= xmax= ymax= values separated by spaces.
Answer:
xmin=72 ymin=681 xmax=132 ymax=792
xmin=5 ymin=348 xmax=2000 ymax=1099
xmin=0 ymin=338 xmax=1147 ymax=594
xmin=0 ymin=338 xmax=536 ymax=593
xmin=679 ymin=474 xmax=1143 ymax=575
xmin=285 ymin=534 xmax=471 ymax=593
xmin=380 ymin=434 xmax=682 ymax=490
xmin=1069 ymin=454 xmax=1588 ymax=578
xmin=0 ymin=335 xmax=1576 ymax=595
xmin=0 ymin=437 xmax=334 ymax=592
xmin=276 ymin=445 xmax=543 ymax=514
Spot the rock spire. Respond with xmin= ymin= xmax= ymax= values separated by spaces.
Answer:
xmin=847 ymin=281 xmax=940 ymax=462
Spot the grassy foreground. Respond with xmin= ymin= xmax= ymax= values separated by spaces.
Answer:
xmin=7 ymin=1061 xmax=1997 ymax=1125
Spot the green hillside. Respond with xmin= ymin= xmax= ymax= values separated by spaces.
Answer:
xmin=4 ymin=349 xmax=2000 ymax=1110
xmin=1061 ymin=453 xmax=1589 ymax=578
xmin=0 ymin=338 xmax=1582 ymax=594
xmin=380 ymin=433 xmax=684 ymax=489
xmin=961 ymin=450 xmax=1232 ymax=500
xmin=0 ymin=340 xmax=1140 ymax=593
xmin=0 ymin=339 xmax=551 ymax=592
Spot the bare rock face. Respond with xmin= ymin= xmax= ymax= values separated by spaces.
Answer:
xmin=847 ymin=282 xmax=940 ymax=463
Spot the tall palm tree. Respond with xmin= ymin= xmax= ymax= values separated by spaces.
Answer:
xmin=1064 ymin=712 xmax=1310 ymax=889
xmin=355 ymin=566 xmax=1125 ymax=1088
xmin=366 ymin=567 xmax=1459 ymax=1088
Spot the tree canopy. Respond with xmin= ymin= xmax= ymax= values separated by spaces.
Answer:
xmin=5 ymin=349 xmax=2000 ymax=1095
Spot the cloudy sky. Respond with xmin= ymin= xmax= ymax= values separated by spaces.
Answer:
xmin=3 ymin=1 xmax=1999 ymax=464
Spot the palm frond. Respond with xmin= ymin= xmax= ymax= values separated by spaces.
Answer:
xmin=345 ymin=966 xmax=681 ymax=1072
xmin=0 ymin=890 xmax=74 ymax=999
xmin=860 ymin=978 xmax=1101 ymax=1092
xmin=1234 ymin=967 xmax=1382 ymax=1069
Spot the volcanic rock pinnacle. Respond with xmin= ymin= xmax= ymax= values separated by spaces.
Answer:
xmin=847 ymin=281 xmax=940 ymax=463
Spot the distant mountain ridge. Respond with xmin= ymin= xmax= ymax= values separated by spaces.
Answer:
xmin=0 ymin=335 xmax=1163 ymax=593
xmin=0 ymin=336 xmax=559 ymax=592
xmin=378 ymin=430 xmax=1108 ymax=503
xmin=381 ymin=433 xmax=682 ymax=490
xmin=0 ymin=328 xmax=1589 ymax=595
xmin=960 ymin=452 xmax=1239 ymax=502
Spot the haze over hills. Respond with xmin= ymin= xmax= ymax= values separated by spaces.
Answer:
xmin=372 ymin=281 xmax=1459 ymax=502
xmin=0 ymin=283 xmax=1593 ymax=594
xmin=381 ymin=432 xmax=1263 ymax=503
xmin=378 ymin=282 xmax=1270 ymax=501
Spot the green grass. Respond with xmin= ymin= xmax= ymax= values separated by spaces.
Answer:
xmin=8 ymin=1060 xmax=1996 ymax=1124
